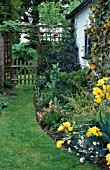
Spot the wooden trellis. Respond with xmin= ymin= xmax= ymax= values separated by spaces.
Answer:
xmin=3 ymin=25 xmax=70 ymax=85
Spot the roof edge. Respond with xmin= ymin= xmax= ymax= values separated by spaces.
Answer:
xmin=66 ymin=0 xmax=93 ymax=19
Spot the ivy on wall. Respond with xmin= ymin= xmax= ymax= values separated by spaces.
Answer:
xmin=85 ymin=0 xmax=110 ymax=86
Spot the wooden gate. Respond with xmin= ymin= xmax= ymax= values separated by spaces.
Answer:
xmin=4 ymin=30 xmax=38 ymax=85
xmin=11 ymin=59 xmax=37 ymax=85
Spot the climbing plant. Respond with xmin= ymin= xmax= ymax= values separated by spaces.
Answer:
xmin=0 ymin=20 xmax=22 ymax=33
xmin=85 ymin=0 xmax=110 ymax=86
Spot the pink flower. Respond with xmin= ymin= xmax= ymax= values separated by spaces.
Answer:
xmin=38 ymin=33 xmax=42 ymax=36
xmin=55 ymin=31 xmax=59 ymax=36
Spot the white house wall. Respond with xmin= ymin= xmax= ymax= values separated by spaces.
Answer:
xmin=75 ymin=6 xmax=91 ymax=68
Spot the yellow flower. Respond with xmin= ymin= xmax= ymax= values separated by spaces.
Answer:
xmin=97 ymin=79 xmax=104 ymax=86
xmin=94 ymin=97 xmax=102 ymax=104
xmin=93 ymin=87 xmax=103 ymax=96
xmin=91 ymin=27 xmax=94 ymax=32
xmin=86 ymin=131 xmax=91 ymax=137
xmin=68 ymin=126 xmax=73 ymax=131
xmin=56 ymin=140 xmax=64 ymax=148
xmin=108 ymin=21 xmax=110 ymax=27
xmin=104 ymin=24 xmax=107 ymax=28
xmin=58 ymin=121 xmax=73 ymax=132
xmin=86 ymin=126 xmax=102 ymax=137
xmin=103 ymin=77 xmax=109 ymax=81
xmin=93 ymin=42 xmax=97 ymax=47
xmin=95 ymin=93 xmax=104 ymax=98
xmin=97 ymin=36 xmax=100 ymax=39
xmin=107 ymin=85 xmax=110 ymax=92
xmin=103 ymin=85 xmax=107 ymax=91
xmin=63 ymin=121 xmax=73 ymax=131
xmin=58 ymin=124 xmax=65 ymax=132
xmin=63 ymin=121 xmax=71 ymax=127
xmin=90 ymin=64 xmax=96 ymax=70
xmin=107 ymin=143 xmax=110 ymax=152
xmin=106 ymin=153 xmax=110 ymax=165
xmin=92 ymin=6 xmax=96 ymax=12
xmin=106 ymin=93 xmax=110 ymax=100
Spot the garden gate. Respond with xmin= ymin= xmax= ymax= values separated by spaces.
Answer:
xmin=3 ymin=25 xmax=70 ymax=85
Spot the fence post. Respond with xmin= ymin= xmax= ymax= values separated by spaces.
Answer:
xmin=0 ymin=33 xmax=4 ymax=89
xmin=9 ymin=33 xmax=13 ymax=84
xmin=37 ymin=26 xmax=40 ymax=75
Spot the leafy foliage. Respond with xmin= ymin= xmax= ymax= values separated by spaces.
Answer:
xmin=0 ymin=94 xmax=8 ymax=113
xmin=12 ymin=43 xmax=37 ymax=61
xmin=35 ymin=64 xmax=86 ymax=107
xmin=38 ymin=2 xmax=65 ymax=25
xmin=0 ymin=20 xmax=22 ymax=33
xmin=38 ymin=0 xmax=80 ymax=25
xmin=39 ymin=37 xmax=80 ymax=73
xmin=85 ymin=0 xmax=110 ymax=87
xmin=0 ymin=0 xmax=21 ymax=24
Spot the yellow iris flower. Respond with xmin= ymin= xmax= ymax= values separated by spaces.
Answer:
xmin=94 ymin=97 xmax=102 ymax=104
xmin=103 ymin=77 xmax=109 ymax=81
xmin=86 ymin=126 xmax=102 ymax=137
xmin=58 ymin=121 xmax=73 ymax=132
xmin=107 ymin=143 xmax=110 ymax=152
xmin=92 ymin=87 xmax=103 ymax=96
xmin=56 ymin=140 xmax=64 ymax=148
xmin=106 ymin=153 xmax=110 ymax=165
xmin=97 ymin=79 xmax=104 ymax=86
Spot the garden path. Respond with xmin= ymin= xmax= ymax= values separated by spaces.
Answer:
xmin=0 ymin=86 xmax=100 ymax=170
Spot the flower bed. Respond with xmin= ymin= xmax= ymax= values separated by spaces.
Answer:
xmin=34 ymin=64 xmax=110 ymax=170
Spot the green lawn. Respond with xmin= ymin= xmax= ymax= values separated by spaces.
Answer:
xmin=0 ymin=86 xmax=101 ymax=170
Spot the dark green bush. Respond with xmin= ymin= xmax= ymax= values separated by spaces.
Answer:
xmin=0 ymin=94 xmax=8 ymax=113
xmin=39 ymin=38 xmax=80 ymax=73
xmin=35 ymin=64 xmax=87 ymax=107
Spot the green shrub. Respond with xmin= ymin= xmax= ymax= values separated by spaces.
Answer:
xmin=39 ymin=37 xmax=80 ymax=73
xmin=0 ymin=94 xmax=8 ymax=113
xmin=12 ymin=43 xmax=37 ymax=61
xmin=41 ymin=98 xmax=67 ymax=131
xmin=35 ymin=64 xmax=87 ymax=107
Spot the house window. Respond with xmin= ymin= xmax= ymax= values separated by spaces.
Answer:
xmin=84 ymin=30 xmax=91 ymax=59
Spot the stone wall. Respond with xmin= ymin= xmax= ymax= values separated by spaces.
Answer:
xmin=0 ymin=35 xmax=4 ymax=88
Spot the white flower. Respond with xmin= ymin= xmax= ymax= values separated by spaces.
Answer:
xmin=83 ymin=150 xmax=87 ymax=153
xmin=90 ymin=147 xmax=94 ymax=150
xmin=49 ymin=100 xmax=53 ymax=108
xmin=67 ymin=140 xmax=71 ymax=145
xmin=74 ymin=146 xmax=78 ymax=149
xmin=78 ymin=139 xmax=82 ymax=145
xmin=97 ymin=142 xmax=100 ymax=145
xmin=79 ymin=144 xmax=82 ymax=147
xmin=80 ymin=157 xmax=85 ymax=163
xmin=93 ymin=141 xmax=97 ymax=145
xmin=68 ymin=147 xmax=72 ymax=153
xmin=80 ymin=136 xmax=84 ymax=140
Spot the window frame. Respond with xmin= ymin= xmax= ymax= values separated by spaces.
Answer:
xmin=82 ymin=30 xmax=91 ymax=59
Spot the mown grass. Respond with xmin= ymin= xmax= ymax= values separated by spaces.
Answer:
xmin=0 ymin=86 xmax=101 ymax=170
